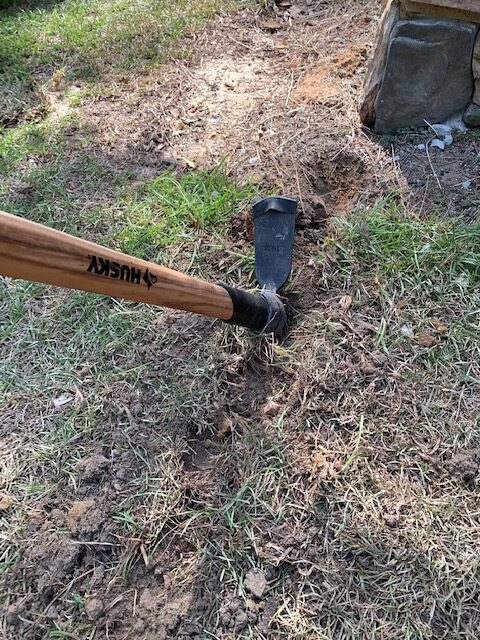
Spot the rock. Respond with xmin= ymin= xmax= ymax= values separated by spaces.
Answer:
xmin=474 ymin=80 xmax=480 ymax=106
xmin=472 ymin=28 xmax=480 ymax=79
xmin=359 ymin=0 xmax=400 ymax=127
xmin=245 ymin=568 xmax=268 ymax=599
xmin=446 ymin=450 xmax=480 ymax=482
xmin=401 ymin=0 xmax=480 ymax=24
xmin=85 ymin=597 xmax=104 ymax=621
xmin=464 ymin=102 xmax=480 ymax=127
xmin=374 ymin=19 xmax=477 ymax=133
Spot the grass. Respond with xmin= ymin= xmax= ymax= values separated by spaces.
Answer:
xmin=1 ymin=189 xmax=480 ymax=638
xmin=336 ymin=201 xmax=480 ymax=286
xmin=115 ymin=165 xmax=257 ymax=260
xmin=0 ymin=116 xmax=256 ymax=264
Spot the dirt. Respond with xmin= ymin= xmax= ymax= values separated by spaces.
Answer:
xmin=388 ymin=133 xmax=480 ymax=220
xmin=244 ymin=567 xmax=268 ymax=598
xmin=446 ymin=450 xmax=480 ymax=482
xmin=76 ymin=2 xmax=399 ymax=218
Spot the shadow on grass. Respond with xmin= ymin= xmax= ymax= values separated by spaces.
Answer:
xmin=0 ymin=115 xmax=257 ymax=276
xmin=0 ymin=0 xmax=63 ymax=14
xmin=0 ymin=0 xmax=234 ymax=127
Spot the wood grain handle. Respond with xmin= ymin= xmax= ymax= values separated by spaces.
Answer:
xmin=0 ymin=210 xmax=234 ymax=321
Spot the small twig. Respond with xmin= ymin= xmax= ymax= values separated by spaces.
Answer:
xmin=285 ymin=70 xmax=295 ymax=107
xmin=290 ymin=154 xmax=305 ymax=217
xmin=425 ymin=142 xmax=443 ymax=192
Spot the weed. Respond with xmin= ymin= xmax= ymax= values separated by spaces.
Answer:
xmin=116 ymin=165 xmax=256 ymax=260
xmin=336 ymin=199 xmax=480 ymax=287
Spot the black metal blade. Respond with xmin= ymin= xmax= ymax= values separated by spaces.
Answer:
xmin=252 ymin=196 xmax=297 ymax=292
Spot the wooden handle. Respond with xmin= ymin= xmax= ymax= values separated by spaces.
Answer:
xmin=0 ymin=210 xmax=234 ymax=321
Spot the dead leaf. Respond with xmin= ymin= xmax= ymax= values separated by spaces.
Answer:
xmin=261 ymin=399 xmax=281 ymax=417
xmin=259 ymin=18 xmax=283 ymax=31
xmin=360 ymin=356 xmax=376 ymax=375
xmin=416 ymin=333 xmax=437 ymax=347
xmin=217 ymin=417 xmax=232 ymax=439
xmin=0 ymin=494 xmax=15 ymax=511
xmin=435 ymin=325 xmax=448 ymax=334
xmin=339 ymin=295 xmax=352 ymax=311
xmin=430 ymin=318 xmax=449 ymax=334
xmin=172 ymin=119 xmax=186 ymax=131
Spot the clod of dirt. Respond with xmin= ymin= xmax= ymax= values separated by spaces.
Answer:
xmin=48 ymin=538 xmax=83 ymax=576
xmin=446 ymin=450 xmax=480 ymax=482
xmin=257 ymin=598 xmax=278 ymax=635
xmin=130 ymin=401 xmax=144 ymax=416
xmin=85 ymin=597 xmax=105 ymax=621
xmin=245 ymin=567 xmax=268 ymax=599
xmin=0 ymin=493 xmax=15 ymax=511
xmin=77 ymin=453 xmax=110 ymax=482
xmin=162 ymin=595 xmax=193 ymax=634
xmin=139 ymin=587 xmax=159 ymax=612
xmin=415 ymin=332 xmax=437 ymax=348
xmin=67 ymin=499 xmax=94 ymax=530
xmin=219 ymin=596 xmax=256 ymax=631
xmin=298 ymin=194 xmax=328 ymax=230
xmin=67 ymin=500 xmax=105 ymax=535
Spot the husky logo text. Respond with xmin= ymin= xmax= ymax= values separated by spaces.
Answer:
xmin=87 ymin=256 xmax=158 ymax=290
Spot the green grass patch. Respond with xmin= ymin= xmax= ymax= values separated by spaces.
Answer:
xmin=334 ymin=199 xmax=480 ymax=290
xmin=0 ymin=117 xmax=254 ymax=261
xmin=326 ymin=199 xmax=480 ymax=380
xmin=116 ymin=166 xmax=256 ymax=259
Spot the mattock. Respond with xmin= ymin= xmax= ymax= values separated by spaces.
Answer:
xmin=0 ymin=196 xmax=297 ymax=336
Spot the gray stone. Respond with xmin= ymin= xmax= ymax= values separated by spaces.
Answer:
xmin=359 ymin=0 xmax=399 ymax=127
xmin=474 ymin=31 xmax=480 ymax=78
xmin=464 ymin=102 xmax=480 ymax=127
xmin=474 ymin=80 xmax=480 ymax=106
xmin=374 ymin=19 xmax=477 ymax=133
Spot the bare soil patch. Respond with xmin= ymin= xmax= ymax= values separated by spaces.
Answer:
xmin=79 ymin=2 xmax=400 ymax=217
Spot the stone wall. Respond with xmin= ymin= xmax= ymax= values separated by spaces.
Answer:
xmin=361 ymin=0 xmax=480 ymax=133
xmin=466 ymin=36 xmax=480 ymax=126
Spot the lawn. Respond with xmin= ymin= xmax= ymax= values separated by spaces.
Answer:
xmin=1 ymin=0 xmax=480 ymax=639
